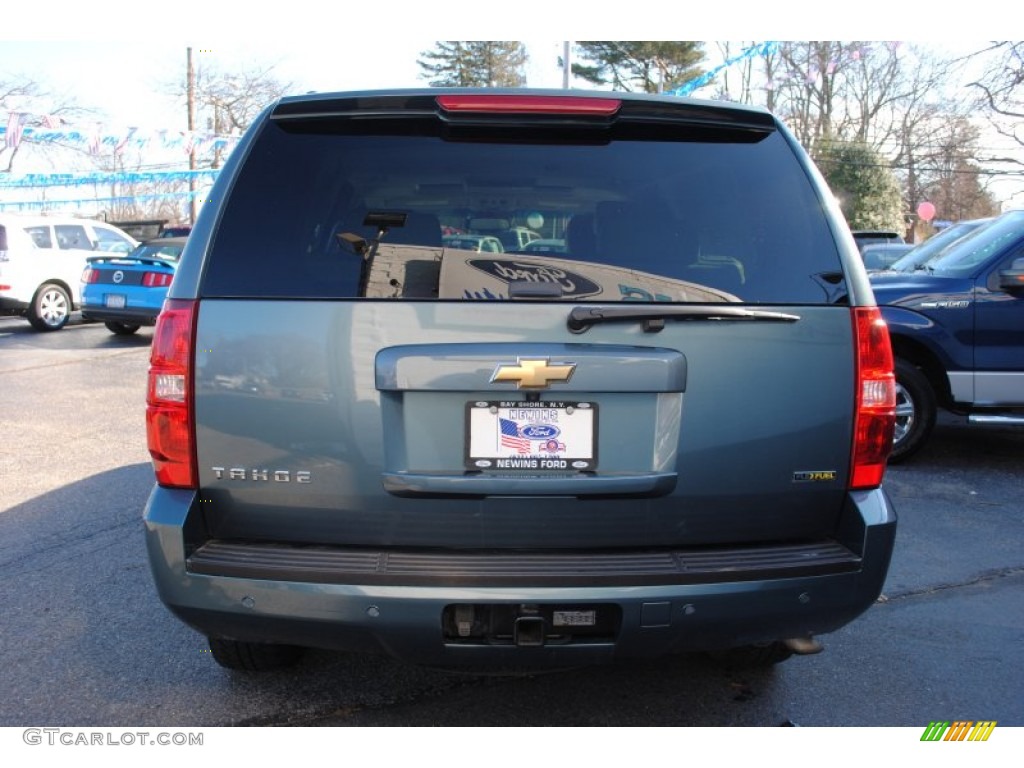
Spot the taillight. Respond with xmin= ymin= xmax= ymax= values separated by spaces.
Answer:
xmin=142 ymin=272 xmax=173 ymax=288
xmin=146 ymin=299 xmax=197 ymax=488
xmin=436 ymin=94 xmax=621 ymax=116
xmin=82 ymin=267 xmax=98 ymax=283
xmin=850 ymin=307 xmax=896 ymax=489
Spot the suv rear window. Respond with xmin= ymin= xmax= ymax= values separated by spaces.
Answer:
xmin=205 ymin=113 xmax=842 ymax=304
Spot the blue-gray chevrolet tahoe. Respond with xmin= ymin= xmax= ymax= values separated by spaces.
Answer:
xmin=143 ymin=89 xmax=898 ymax=671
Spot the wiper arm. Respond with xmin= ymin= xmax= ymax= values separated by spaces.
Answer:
xmin=567 ymin=304 xmax=801 ymax=334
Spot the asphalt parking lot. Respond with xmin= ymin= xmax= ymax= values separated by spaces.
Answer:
xmin=1 ymin=314 xmax=1022 ymax=729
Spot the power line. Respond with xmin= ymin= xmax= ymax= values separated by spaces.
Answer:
xmin=813 ymin=156 xmax=1024 ymax=178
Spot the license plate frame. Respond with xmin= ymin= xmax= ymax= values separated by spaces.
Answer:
xmin=465 ymin=400 xmax=597 ymax=471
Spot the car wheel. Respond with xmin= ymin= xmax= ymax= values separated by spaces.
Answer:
xmin=27 ymin=283 xmax=71 ymax=331
xmin=207 ymin=637 xmax=305 ymax=671
xmin=104 ymin=321 xmax=141 ymax=335
xmin=708 ymin=641 xmax=794 ymax=668
xmin=891 ymin=358 xmax=937 ymax=463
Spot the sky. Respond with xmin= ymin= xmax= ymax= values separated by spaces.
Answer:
xmin=0 ymin=38 xmax=569 ymax=129
xmin=2 ymin=4 xmax=1020 ymax=208
xmin=2 ymin=2 xmax=1003 ymax=128
xmin=3 ymin=35 xmax=1001 ymax=141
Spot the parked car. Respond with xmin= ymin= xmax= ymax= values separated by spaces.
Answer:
xmin=144 ymin=89 xmax=897 ymax=673
xmin=496 ymin=226 xmax=543 ymax=251
xmin=0 ymin=215 xmax=138 ymax=331
xmin=521 ymin=238 xmax=568 ymax=255
xmin=159 ymin=226 xmax=192 ymax=238
xmin=442 ymin=234 xmax=505 ymax=253
xmin=851 ymin=229 xmax=905 ymax=254
xmin=884 ymin=218 xmax=994 ymax=274
xmin=861 ymin=242 xmax=914 ymax=272
xmin=870 ymin=209 xmax=1024 ymax=460
xmin=80 ymin=237 xmax=187 ymax=335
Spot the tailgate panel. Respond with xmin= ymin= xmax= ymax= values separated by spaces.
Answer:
xmin=194 ymin=300 xmax=853 ymax=549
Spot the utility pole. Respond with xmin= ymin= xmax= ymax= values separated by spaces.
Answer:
xmin=906 ymin=151 xmax=918 ymax=243
xmin=212 ymin=103 xmax=222 ymax=169
xmin=187 ymin=47 xmax=197 ymax=226
xmin=655 ymin=58 xmax=667 ymax=93
xmin=562 ymin=41 xmax=570 ymax=89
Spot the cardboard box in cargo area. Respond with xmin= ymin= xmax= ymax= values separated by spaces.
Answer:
xmin=364 ymin=245 xmax=738 ymax=303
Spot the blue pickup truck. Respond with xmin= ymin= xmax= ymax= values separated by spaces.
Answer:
xmin=870 ymin=210 xmax=1024 ymax=460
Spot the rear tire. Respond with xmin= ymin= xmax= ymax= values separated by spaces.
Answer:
xmin=207 ymin=637 xmax=305 ymax=671
xmin=104 ymin=321 xmax=141 ymax=335
xmin=891 ymin=358 xmax=937 ymax=463
xmin=27 ymin=283 xmax=71 ymax=331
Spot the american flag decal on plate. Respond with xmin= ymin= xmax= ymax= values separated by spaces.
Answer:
xmin=499 ymin=417 xmax=532 ymax=454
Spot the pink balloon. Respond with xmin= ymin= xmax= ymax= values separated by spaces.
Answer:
xmin=917 ymin=201 xmax=936 ymax=222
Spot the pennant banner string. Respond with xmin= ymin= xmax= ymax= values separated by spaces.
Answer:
xmin=0 ymin=188 xmax=207 ymax=211
xmin=0 ymin=122 xmax=240 ymax=155
xmin=0 ymin=169 xmax=221 ymax=189
xmin=670 ymin=41 xmax=780 ymax=97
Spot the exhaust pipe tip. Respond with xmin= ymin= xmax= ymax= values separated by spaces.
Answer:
xmin=783 ymin=636 xmax=824 ymax=655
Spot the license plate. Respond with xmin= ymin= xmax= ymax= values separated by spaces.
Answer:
xmin=553 ymin=610 xmax=597 ymax=627
xmin=105 ymin=294 xmax=126 ymax=308
xmin=466 ymin=401 xmax=597 ymax=471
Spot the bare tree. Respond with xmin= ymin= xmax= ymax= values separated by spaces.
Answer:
xmin=870 ymin=47 xmax=973 ymax=222
xmin=763 ymin=43 xmax=953 ymax=152
xmin=709 ymin=42 xmax=758 ymax=103
xmin=0 ymin=74 xmax=85 ymax=172
xmin=173 ymin=58 xmax=292 ymax=168
xmin=969 ymin=41 xmax=1024 ymax=165
xmin=743 ymin=42 xmax=989 ymax=223
xmin=770 ymin=42 xmax=848 ymax=150
xmin=769 ymin=42 xmax=907 ymax=152
xmin=195 ymin=63 xmax=290 ymax=135
xmin=853 ymin=46 xmax=994 ymax=224
xmin=759 ymin=43 xmax=781 ymax=113
xmin=918 ymin=119 xmax=999 ymax=221
xmin=88 ymin=148 xmax=188 ymax=223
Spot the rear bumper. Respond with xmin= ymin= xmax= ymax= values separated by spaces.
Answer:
xmin=144 ymin=486 xmax=896 ymax=668
xmin=0 ymin=296 xmax=29 ymax=314
xmin=80 ymin=305 xmax=159 ymax=325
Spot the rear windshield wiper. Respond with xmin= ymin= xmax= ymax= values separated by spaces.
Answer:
xmin=567 ymin=304 xmax=801 ymax=333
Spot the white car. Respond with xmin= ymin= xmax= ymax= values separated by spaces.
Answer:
xmin=442 ymin=234 xmax=505 ymax=253
xmin=0 ymin=215 xmax=138 ymax=330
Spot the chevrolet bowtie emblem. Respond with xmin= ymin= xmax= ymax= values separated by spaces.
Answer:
xmin=491 ymin=358 xmax=576 ymax=389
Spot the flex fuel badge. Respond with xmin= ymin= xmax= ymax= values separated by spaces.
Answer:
xmin=793 ymin=470 xmax=838 ymax=483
